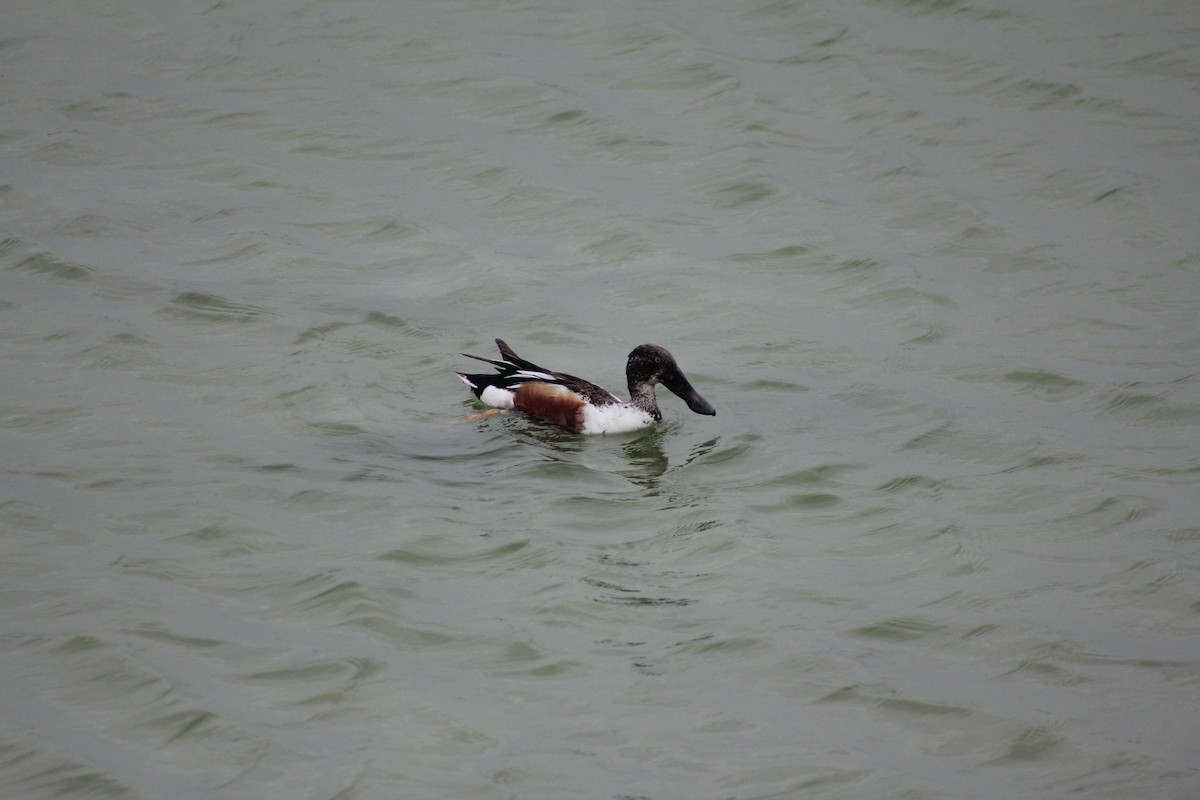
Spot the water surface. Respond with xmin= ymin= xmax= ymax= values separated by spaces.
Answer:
xmin=2 ymin=1 xmax=1198 ymax=798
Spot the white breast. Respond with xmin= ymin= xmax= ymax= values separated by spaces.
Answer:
xmin=578 ymin=403 xmax=655 ymax=435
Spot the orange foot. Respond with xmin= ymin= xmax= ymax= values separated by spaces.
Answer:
xmin=457 ymin=408 xmax=505 ymax=424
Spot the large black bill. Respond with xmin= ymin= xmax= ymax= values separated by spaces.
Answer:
xmin=663 ymin=372 xmax=716 ymax=416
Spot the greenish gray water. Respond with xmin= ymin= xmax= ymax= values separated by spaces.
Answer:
xmin=2 ymin=1 xmax=1198 ymax=798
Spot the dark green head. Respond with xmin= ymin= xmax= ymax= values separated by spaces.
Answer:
xmin=626 ymin=344 xmax=716 ymax=416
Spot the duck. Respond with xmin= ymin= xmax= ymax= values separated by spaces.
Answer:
xmin=457 ymin=339 xmax=715 ymax=434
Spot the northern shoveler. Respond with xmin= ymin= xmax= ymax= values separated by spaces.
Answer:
xmin=457 ymin=339 xmax=716 ymax=435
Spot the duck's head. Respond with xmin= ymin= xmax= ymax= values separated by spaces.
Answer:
xmin=626 ymin=344 xmax=716 ymax=416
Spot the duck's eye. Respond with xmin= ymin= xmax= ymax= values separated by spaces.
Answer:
xmin=654 ymin=356 xmax=662 ymax=363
